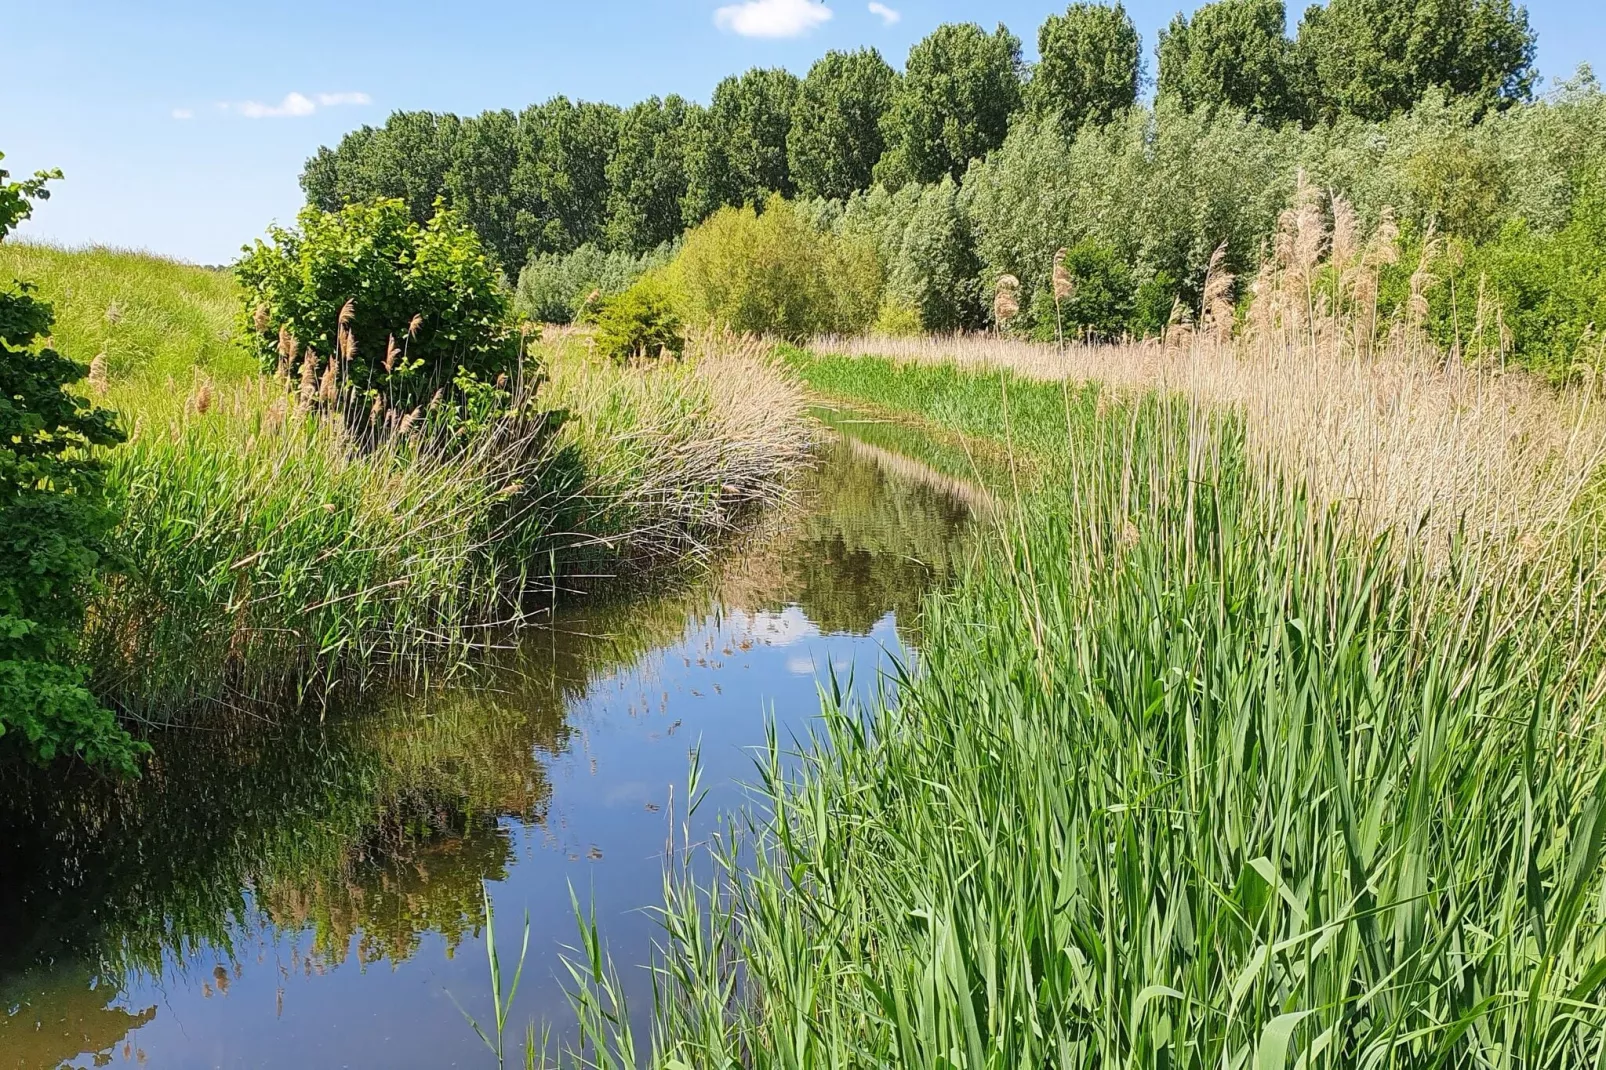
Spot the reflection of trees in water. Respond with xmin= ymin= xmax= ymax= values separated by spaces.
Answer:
xmin=715 ymin=434 xmax=978 ymax=640
xmin=0 ymin=423 xmax=978 ymax=1063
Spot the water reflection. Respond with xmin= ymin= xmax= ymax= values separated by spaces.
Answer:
xmin=0 ymin=427 xmax=981 ymax=1069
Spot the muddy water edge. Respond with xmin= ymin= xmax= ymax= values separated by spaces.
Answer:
xmin=0 ymin=415 xmax=988 ymax=1070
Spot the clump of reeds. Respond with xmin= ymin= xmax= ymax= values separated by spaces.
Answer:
xmin=550 ymin=335 xmax=1606 ymax=1068
xmin=88 ymin=326 xmax=811 ymax=717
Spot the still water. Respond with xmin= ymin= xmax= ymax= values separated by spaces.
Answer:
xmin=0 ymin=427 xmax=980 ymax=1069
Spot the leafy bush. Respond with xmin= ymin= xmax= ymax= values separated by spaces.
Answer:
xmin=671 ymin=200 xmax=880 ymax=339
xmin=236 ymin=198 xmax=519 ymax=414
xmin=592 ymin=276 xmax=685 ymax=360
xmin=0 ymin=155 xmax=141 ymax=773
xmin=514 ymin=241 xmax=676 ymax=325
xmin=873 ymin=297 xmax=923 ymax=336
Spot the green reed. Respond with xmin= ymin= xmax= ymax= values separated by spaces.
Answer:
xmin=547 ymin=375 xmax=1606 ymax=1066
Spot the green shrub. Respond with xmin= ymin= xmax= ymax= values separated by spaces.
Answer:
xmin=514 ymin=241 xmax=677 ymax=325
xmin=0 ymin=155 xmax=141 ymax=773
xmin=872 ymin=296 xmax=923 ymax=336
xmin=592 ymin=276 xmax=685 ymax=360
xmin=1442 ymin=215 xmax=1606 ymax=379
xmin=671 ymin=199 xmax=880 ymax=339
xmin=236 ymin=198 xmax=519 ymax=413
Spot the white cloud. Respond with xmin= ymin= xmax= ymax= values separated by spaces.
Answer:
xmin=714 ymin=0 xmax=832 ymax=38
xmin=236 ymin=92 xmax=317 ymax=118
xmin=225 ymin=90 xmax=371 ymax=119
xmin=316 ymin=91 xmax=373 ymax=106
xmin=867 ymin=1 xmax=900 ymax=25
xmin=171 ymin=108 xmax=194 ymax=120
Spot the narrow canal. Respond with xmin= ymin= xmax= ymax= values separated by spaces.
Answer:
xmin=0 ymin=422 xmax=985 ymax=1069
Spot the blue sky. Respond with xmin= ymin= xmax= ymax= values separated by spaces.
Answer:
xmin=6 ymin=0 xmax=1603 ymax=264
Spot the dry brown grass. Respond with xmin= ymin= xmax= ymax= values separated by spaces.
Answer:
xmin=817 ymin=202 xmax=1606 ymax=557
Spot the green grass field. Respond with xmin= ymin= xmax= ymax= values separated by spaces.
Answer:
xmin=0 ymin=243 xmax=253 ymax=387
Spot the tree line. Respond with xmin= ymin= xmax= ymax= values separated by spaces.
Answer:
xmin=302 ymin=0 xmax=1537 ymax=272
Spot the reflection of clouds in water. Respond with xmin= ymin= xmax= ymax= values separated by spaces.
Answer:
xmin=729 ymin=605 xmax=819 ymax=647
xmin=786 ymin=655 xmax=816 ymax=676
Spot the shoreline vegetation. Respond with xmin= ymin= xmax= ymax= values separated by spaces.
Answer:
xmin=0 ymin=240 xmax=813 ymax=724
xmin=533 ymin=197 xmax=1606 ymax=1066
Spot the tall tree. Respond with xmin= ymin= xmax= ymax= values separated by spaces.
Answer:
xmin=511 ymin=97 xmax=621 ymax=260
xmin=606 ymin=95 xmax=697 ymax=254
xmin=1292 ymin=0 xmax=1537 ymax=121
xmin=299 ymin=111 xmax=462 ymax=226
xmin=1031 ymin=3 xmax=1143 ymax=139
xmin=876 ymin=22 xmax=1024 ymax=189
xmin=444 ymin=109 xmax=523 ymax=272
xmin=1157 ymin=0 xmax=1299 ymax=123
xmin=683 ymin=68 xmax=801 ymax=225
xmin=788 ymin=49 xmax=899 ymax=201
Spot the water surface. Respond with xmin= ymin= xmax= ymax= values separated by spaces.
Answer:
xmin=0 ymin=427 xmax=980 ymax=1070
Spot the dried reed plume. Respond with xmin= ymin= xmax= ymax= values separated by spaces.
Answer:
xmin=1052 ymin=250 xmax=1074 ymax=302
xmin=408 ymin=313 xmax=422 ymax=339
xmin=253 ymin=303 xmax=271 ymax=334
xmin=194 ymin=378 xmax=214 ymax=415
xmin=1199 ymin=242 xmax=1235 ymax=343
xmin=397 ymin=407 xmax=422 ymax=437
xmin=88 ymin=353 xmax=109 ymax=395
xmin=338 ymin=299 xmax=356 ymax=327
xmin=384 ymin=334 xmax=400 ymax=374
xmin=993 ymin=275 xmax=1021 ymax=329
xmin=297 ymin=349 xmax=319 ymax=412
xmin=318 ymin=358 xmax=339 ymax=404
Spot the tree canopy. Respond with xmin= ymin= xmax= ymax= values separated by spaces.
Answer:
xmin=1032 ymin=3 xmax=1143 ymax=139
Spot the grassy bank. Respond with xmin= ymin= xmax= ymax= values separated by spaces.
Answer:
xmin=9 ymin=244 xmax=811 ymax=719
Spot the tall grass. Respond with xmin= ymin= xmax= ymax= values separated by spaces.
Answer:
xmin=537 ymin=198 xmax=1606 ymax=1066
xmin=12 ymin=245 xmax=815 ymax=716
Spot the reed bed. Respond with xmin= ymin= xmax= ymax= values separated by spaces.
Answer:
xmin=547 ymin=378 xmax=1606 ymax=1069
xmin=536 ymin=201 xmax=1606 ymax=1066
xmin=816 ymin=197 xmax=1606 ymax=557
xmin=87 ymin=335 xmax=811 ymax=719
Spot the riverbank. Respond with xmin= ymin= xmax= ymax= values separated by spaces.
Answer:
xmin=2 ymin=244 xmax=813 ymax=721
xmin=555 ymin=332 xmax=1606 ymax=1065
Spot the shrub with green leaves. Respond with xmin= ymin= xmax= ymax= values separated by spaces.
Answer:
xmin=514 ymin=241 xmax=677 ymax=325
xmin=236 ymin=198 xmax=520 ymax=413
xmin=591 ymin=276 xmax=685 ymax=360
xmin=672 ymin=199 xmax=880 ymax=339
xmin=0 ymin=154 xmax=141 ymax=774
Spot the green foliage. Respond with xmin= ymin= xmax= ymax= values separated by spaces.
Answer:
xmin=590 ymin=276 xmax=685 ymax=361
xmin=875 ymin=22 xmax=1024 ymax=189
xmin=509 ymin=97 xmax=620 ymax=255
xmin=671 ymin=200 xmax=880 ymax=339
xmin=301 ymin=111 xmax=463 ymax=226
xmin=1157 ymin=0 xmax=1300 ymax=124
xmin=236 ymin=198 xmax=519 ymax=413
xmin=842 ymin=178 xmax=985 ymax=333
xmin=1030 ymin=2 xmax=1142 ymax=139
xmin=606 ymin=96 xmax=697 ymax=255
xmin=0 ymin=155 xmax=140 ymax=773
xmin=787 ymin=49 xmax=899 ymax=202
xmin=514 ymin=241 xmax=677 ymax=325
xmin=683 ymin=69 xmax=800 ymax=225
xmin=1293 ymin=0 xmax=1537 ymax=121
xmin=1027 ymin=239 xmax=1136 ymax=340
xmin=872 ymin=296 xmax=923 ymax=337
